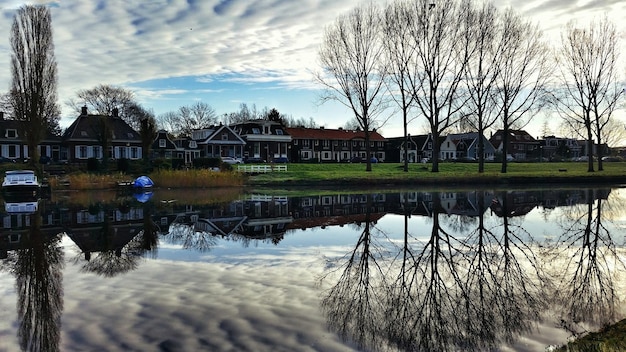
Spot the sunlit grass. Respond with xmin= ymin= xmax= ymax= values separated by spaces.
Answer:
xmin=246 ymin=161 xmax=626 ymax=186
xmin=64 ymin=172 xmax=130 ymax=190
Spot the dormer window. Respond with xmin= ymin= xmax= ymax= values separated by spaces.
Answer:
xmin=80 ymin=131 xmax=88 ymax=137
xmin=275 ymin=129 xmax=283 ymax=135
xmin=252 ymin=128 xmax=260 ymax=134
xmin=189 ymin=141 xmax=197 ymax=148
xmin=159 ymin=139 xmax=166 ymax=147
xmin=127 ymin=132 xmax=134 ymax=138
xmin=5 ymin=129 xmax=17 ymax=138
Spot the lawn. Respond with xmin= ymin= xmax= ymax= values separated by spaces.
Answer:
xmin=245 ymin=161 xmax=626 ymax=187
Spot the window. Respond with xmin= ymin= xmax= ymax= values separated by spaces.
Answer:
xmin=79 ymin=146 xmax=88 ymax=159
xmin=275 ymin=129 xmax=283 ymax=135
xmin=5 ymin=129 xmax=17 ymax=138
xmin=293 ymin=140 xmax=298 ymax=145
xmin=131 ymin=147 xmax=139 ymax=159
xmin=303 ymin=140 xmax=310 ymax=147
xmin=159 ymin=139 xmax=166 ymax=147
xmin=315 ymin=140 xmax=319 ymax=146
xmin=428 ymin=142 xmax=432 ymax=149
xmin=127 ymin=132 xmax=134 ymax=138
xmin=222 ymin=133 xmax=228 ymax=140
xmin=80 ymin=131 xmax=88 ymax=137
xmin=252 ymin=128 xmax=260 ymax=134
xmin=189 ymin=141 xmax=197 ymax=148
xmin=323 ymin=140 xmax=329 ymax=147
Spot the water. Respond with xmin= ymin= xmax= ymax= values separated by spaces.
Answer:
xmin=0 ymin=186 xmax=625 ymax=351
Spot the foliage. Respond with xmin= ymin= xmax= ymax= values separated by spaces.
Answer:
xmin=116 ymin=158 xmax=129 ymax=173
xmin=86 ymin=157 xmax=99 ymax=172
xmin=192 ymin=157 xmax=221 ymax=169
xmin=555 ymin=319 xmax=626 ymax=352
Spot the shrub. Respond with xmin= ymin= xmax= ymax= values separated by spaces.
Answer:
xmin=193 ymin=157 xmax=221 ymax=169
xmin=87 ymin=158 xmax=99 ymax=172
xmin=117 ymin=158 xmax=130 ymax=173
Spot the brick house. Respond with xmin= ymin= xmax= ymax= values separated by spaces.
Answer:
xmin=286 ymin=126 xmax=386 ymax=162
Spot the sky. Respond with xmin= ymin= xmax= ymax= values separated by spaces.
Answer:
xmin=0 ymin=0 xmax=624 ymax=139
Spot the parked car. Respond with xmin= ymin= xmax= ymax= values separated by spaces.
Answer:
xmin=273 ymin=157 xmax=289 ymax=163
xmin=244 ymin=157 xmax=265 ymax=163
xmin=602 ymin=156 xmax=623 ymax=162
xmin=221 ymin=157 xmax=243 ymax=165
xmin=349 ymin=156 xmax=363 ymax=163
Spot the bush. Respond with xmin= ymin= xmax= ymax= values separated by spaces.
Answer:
xmin=87 ymin=158 xmax=99 ymax=172
xmin=171 ymin=158 xmax=185 ymax=170
xmin=193 ymin=157 xmax=221 ymax=169
xmin=117 ymin=158 xmax=130 ymax=173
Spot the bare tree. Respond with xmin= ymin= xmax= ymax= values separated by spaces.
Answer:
xmin=382 ymin=1 xmax=419 ymax=172
xmin=555 ymin=17 xmax=623 ymax=172
xmin=158 ymin=101 xmax=218 ymax=137
xmin=407 ymin=0 xmax=472 ymax=172
xmin=67 ymin=84 xmax=148 ymax=130
xmin=494 ymin=8 xmax=550 ymax=173
xmin=462 ymin=1 xmax=501 ymax=172
xmin=9 ymin=5 xmax=60 ymax=171
xmin=316 ymin=2 xmax=389 ymax=172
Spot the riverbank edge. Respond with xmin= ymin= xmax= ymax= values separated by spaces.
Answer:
xmin=245 ymin=174 xmax=626 ymax=188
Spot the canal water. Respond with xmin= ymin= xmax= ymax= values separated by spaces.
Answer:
xmin=0 ymin=186 xmax=624 ymax=351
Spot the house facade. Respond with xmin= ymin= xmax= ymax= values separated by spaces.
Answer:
xmin=0 ymin=112 xmax=62 ymax=162
xmin=490 ymin=129 xmax=540 ymax=160
xmin=191 ymin=124 xmax=246 ymax=161
xmin=286 ymin=127 xmax=386 ymax=163
xmin=151 ymin=130 xmax=179 ymax=159
xmin=232 ymin=120 xmax=291 ymax=163
xmin=440 ymin=132 xmax=495 ymax=160
xmin=62 ymin=107 xmax=143 ymax=162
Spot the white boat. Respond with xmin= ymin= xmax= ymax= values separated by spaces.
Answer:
xmin=1 ymin=170 xmax=40 ymax=195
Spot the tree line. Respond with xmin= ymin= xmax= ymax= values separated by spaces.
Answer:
xmin=315 ymin=0 xmax=623 ymax=173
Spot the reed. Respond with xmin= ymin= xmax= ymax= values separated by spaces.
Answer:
xmin=65 ymin=173 xmax=129 ymax=190
xmin=149 ymin=169 xmax=245 ymax=188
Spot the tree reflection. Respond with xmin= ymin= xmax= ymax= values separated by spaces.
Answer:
xmin=552 ymin=189 xmax=624 ymax=330
xmin=13 ymin=209 xmax=64 ymax=352
xmin=485 ymin=192 xmax=547 ymax=344
xmin=319 ymin=194 xmax=391 ymax=351
xmin=163 ymin=222 xmax=219 ymax=252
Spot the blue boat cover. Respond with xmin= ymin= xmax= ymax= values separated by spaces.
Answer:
xmin=132 ymin=176 xmax=154 ymax=188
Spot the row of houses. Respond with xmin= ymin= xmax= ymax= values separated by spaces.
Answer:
xmin=0 ymin=107 xmax=605 ymax=165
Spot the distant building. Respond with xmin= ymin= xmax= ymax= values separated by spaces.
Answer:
xmin=286 ymin=126 xmax=386 ymax=162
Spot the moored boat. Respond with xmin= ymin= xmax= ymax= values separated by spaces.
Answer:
xmin=1 ymin=170 xmax=40 ymax=196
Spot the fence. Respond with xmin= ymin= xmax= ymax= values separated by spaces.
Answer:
xmin=237 ymin=164 xmax=287 ymax=173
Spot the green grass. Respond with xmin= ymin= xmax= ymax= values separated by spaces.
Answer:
xmin=245 ymin=161 xmax=626 ymax=187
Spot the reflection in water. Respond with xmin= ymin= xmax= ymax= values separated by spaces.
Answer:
xmin=3 ymin=199 xmax=64 ymax=352
xmin=551 ymin=189 xmax=625 ymax=336
xmin=0 ymin=187 xmax=625 ymax=351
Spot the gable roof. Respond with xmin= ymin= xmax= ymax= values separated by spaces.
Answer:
xmin=63 ymin=107 xmax=139 ymax=142
xmin=286 ymin=127 xmax=386 ymax=141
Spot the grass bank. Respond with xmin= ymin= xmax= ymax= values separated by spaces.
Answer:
xmin=245 ymin=162 xmax=626 ymax=188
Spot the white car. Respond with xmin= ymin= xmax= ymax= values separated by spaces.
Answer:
xmin=221 ymin=157 xmax=243 ymax=165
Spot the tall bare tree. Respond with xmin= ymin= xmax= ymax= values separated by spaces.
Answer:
xmin=407 ymin=0 xmax=472 ymax=172
xmin=316 ymin=2 xmax=389 ymax=172
xmin=494 ymin=8 xmax=550 ymax=173
xmin=10 ymin=5 xmax=60 ymax=171
xmin=555 ymin=17 xmax=623 ymax=172
xmin=382 ymin=1 xmax=419 ymax=172
xmin=462 ymin=1 xmax=501 ymax=173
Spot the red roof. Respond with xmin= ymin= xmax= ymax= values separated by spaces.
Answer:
xmin=285 ymin=127 xmax=386 ymax=141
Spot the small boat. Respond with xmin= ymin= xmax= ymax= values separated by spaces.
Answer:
xmin=1 ymin=170 xmax=40 ymax=196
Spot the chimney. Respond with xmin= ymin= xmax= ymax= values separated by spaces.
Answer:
xmin=81 ymin=106 xmax=88 ymax=115
xmin=112 ymin=108 xmax=119 ymax=117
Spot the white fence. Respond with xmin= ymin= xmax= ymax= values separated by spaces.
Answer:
xmin=237 ymin=164 xmax=287 ymax=173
